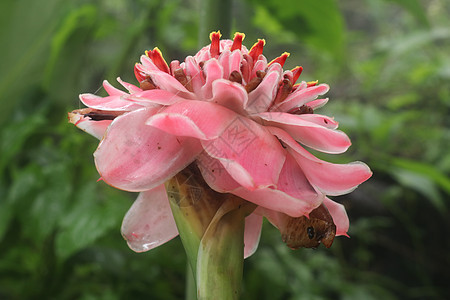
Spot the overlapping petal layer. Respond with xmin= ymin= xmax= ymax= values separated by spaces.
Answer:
xmin=94 ymin=107 xmax=202 ymax=192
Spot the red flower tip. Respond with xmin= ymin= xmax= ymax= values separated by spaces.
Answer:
xmin=134 ymin=63 xmax=145 ymax=82
xmin=268 ymin=52 xmax=290 ymax=68
xmin=291 ymin=66 xmax=303 ymax=84
xmin=307 ymin=80 xmax=319 ymax=87
xmin=230 ymin=32 xmax=246 ymax=51
xmin=146 ymin=47 xmax=170 ymax=74
xmin=209 ymin=31 xmax=222 ymax=57
xmin=248 ymin=39 xmax=266 ymax=62
xmin=97 ymin=177 xmax=104 ymax=182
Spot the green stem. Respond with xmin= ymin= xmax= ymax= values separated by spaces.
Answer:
xmin=186 ymin=262 xmax=197 ymax=300
xmin=196 ymin=198 xmax=249 ymax=300
xmin=167 ymin=165 xmax=253 ymax=300
xmin=198 ymin=0 xmax=232 ymax=46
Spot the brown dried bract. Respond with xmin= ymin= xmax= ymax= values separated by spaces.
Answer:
xmin=82 ymin=108 xmax=123 ymax=121
xmin=173 ymin=68 xmax=193 ymax=92
xmin=140 ymin=76 xmax=157 ymax=90
xmin=273 ymin=77 xmax=293 ymax=105
xmin=229 ymin=70 xmax=243 ymax=84
xmin=281 ymin=204 xmax=336 ymax=249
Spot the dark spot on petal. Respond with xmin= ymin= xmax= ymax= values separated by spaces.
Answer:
xmin=288 ymin=105 xmax=314 ymax=115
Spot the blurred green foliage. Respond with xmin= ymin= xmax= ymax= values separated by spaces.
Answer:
xmin=0 ymin=0 xmax=449 ymax=299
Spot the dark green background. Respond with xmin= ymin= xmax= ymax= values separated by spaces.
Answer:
xmin=0 ymin=0 xmax=449 ymax=299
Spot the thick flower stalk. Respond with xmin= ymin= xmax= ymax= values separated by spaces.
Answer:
xmin=68 ymin=31 xmax=371 ymax=298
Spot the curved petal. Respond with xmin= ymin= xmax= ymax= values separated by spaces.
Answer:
xmin=201 ymin=118 xmax=286 ymax=190
xmin=94 ymin=107 xmax=202 ymax=192
xmin=146 ymin=100 xmax=238 ymax=140
xmin=307 ymin=98 xmax=328 ymax=110
xmin=256 ymin=112 xmax=351 ymax=154
xmin=208 ymin=79 xmax=248 ymax=113
xmin=269 ymin=126 xmax=372 ymax=196
xmin=250 ymin=57 xmax=267 ymax=79
xmin=103 ymin=80 xmax=127 ymax=96
xmin=140 ymin=55 xmax=162 ymax=72
xmin=184 ymin=56 xmax=204 ymax=94
xmin=200 ymin=58 xmax=223 ymax=99
xmin=117 ymin=77 xmax=142 ymax=94
xmin=121 ymin=185 xmax=179 ymax=252
xmin=79 ymin=93 xmax=142 ymax=111
xmin=218 ymin=50 xmax=232 ymax=79
xmin=244 ymin=213 xmax=263 ymax=258
xmin=272 ymin=84 xmax=330 ymax=112
xmin=68 ymin=109 xmax=111 ymax=140
xmin=231 ymin=153 xmax=323 ymax=217
xmin=245 ymin=70 xmax=280 ymax=114
xmin=229 ymin=50 xmax=244 ymax=75
xmin=125 ymin=89 xmax=188 ymax=106
xmin=323 ymin=197 xmax=349 ymax=237
xmin=199 ymin=153 xmax=322 ymax=217
xmin=196 ymin=152 xmax=241 ymax=192
xmin=147 ymin=70 xmax=196 ymax=99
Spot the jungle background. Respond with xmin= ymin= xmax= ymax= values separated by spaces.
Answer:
xmin=0 ymin=0 xmax=449 ymax=299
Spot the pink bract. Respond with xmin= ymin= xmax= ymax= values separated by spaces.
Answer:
xmin=68 ymin=32 xmax=372 ymax=255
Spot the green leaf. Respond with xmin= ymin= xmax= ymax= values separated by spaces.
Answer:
xmin=385 ymin=0 xmax=429 ymax=27
xmin=0 ymin=109 xmax=46 ymax=173
xmin=249 ymin=0 xmax=345 ymax=59
xmin=55 ymin=183 xmax=127 ymax=260
xmin=391 ymin=158 xmax=450 ymax=195
xmin=43 ymin=4 xmax=98 ymax=90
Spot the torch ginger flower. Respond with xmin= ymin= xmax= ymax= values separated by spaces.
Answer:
xmin=68 ymin=32 xmax=372 ymax=257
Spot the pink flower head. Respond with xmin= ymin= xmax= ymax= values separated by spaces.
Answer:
xmin=68 ymin=32 xmax=372 ymax=257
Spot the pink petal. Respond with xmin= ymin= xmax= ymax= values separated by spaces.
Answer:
xmin=208 ymin=79 xmax=248 ymax=113
xmin=121 ymin=185 xmax=179 ymax=252
xmin=117 ymin=77 xmax=142 ymax=94
xmin=125 ymin=89 xmax=188 ymax=106
xmin=272 ymin=84 xmax=330 ymax=112
xmin=201 ymin=118 xmax=286 ymax=190
xmin=184 ymin=56 xmax=205 ymax=94
xmin=244 ymin=213 xmax=263 ymax=258
xmin=229 ymin=50 xmax=244 ymax=75
xmin=250 ymin=57 xmax=267 ymax=79
xmin=198 ymin=153 xmax=322 ymax=217
xmin=196 ymin=152 xmax=241 ymax=192
xmin=147 ymin=70 xmax=196 ymax=99
xmin=200 ymin=58 xmax=224 ymax=99
xmin=230 ymin=153 xmax=323 ymax=217
xmin=323 ymin=197 xmax=349 ymax=236
xmin=254 ymin=207 xmax=285 ymax=230
xmin=296 ymin=113 xmax=339 ymax=129
xmin=218 ymin=49 xmax=232 ymax=79
xmin=68 ymin=109 xmax=111 ymax=140
xmin=256 ymin=112 xmax=351 ymax=154
xmin=308 ymin=98 xmax=329 ymax=110
xmin=103 ymin=80 xmax=127 ymax=96
xmin=246 ymin=70 xmax=280 ymax=114
xmin=140 ymin=55 xmax=162 ymax=72
xmin=269 ymin=126 xmax=372 ymax=196
xmin=146 ymin=100 xmax=239 ymax=140
xmin=94 ymin=107 xmax=202 ymax=192
xmin=79 ymin=93 xmax=142 ymax=111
